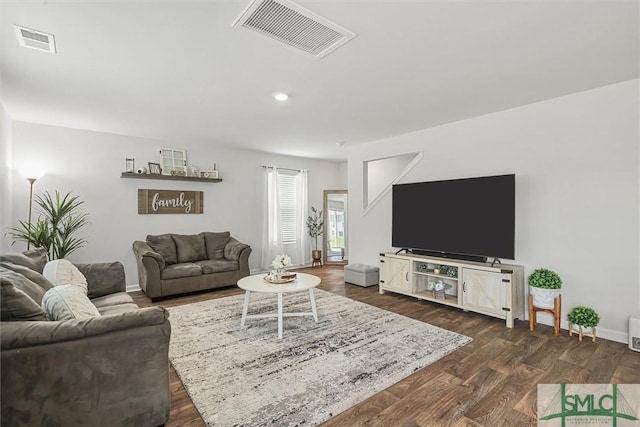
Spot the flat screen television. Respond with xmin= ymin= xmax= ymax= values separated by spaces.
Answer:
xmin=392 ymin=174 xmax=515 ymax=262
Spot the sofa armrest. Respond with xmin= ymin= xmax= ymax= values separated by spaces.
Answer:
xmin=224 ymin=237 xmax=251 ymax=261
xmin=238 ymin=245 xmax=252 ymax=277
xmin=132 ymin=241 xmax=165 ymax=270
xmin=224 ymin=238 xmax=252 ymax=278
xmin=1 ymin=307 xmax=171 ymax=426
xmin=75 ymin=261 xmax=126 ymax=299
xmin=1 ymin=306 xmax=168 ymax=349
xmin=132 ymin=241 xmax=164 ymax=299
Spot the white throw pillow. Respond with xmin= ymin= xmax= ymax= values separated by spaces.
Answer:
xmin=41 ymin=285 xmax=101 ymax=321
xmin=43 ymin=259 xmax=88 ymax=294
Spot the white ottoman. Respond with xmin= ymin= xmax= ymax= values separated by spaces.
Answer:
xmin=344 ymin=264 xmax=379 ymax=287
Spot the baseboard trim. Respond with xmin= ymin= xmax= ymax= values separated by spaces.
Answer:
xmin=532 ymin=317 xmax=628 ymax=344
xmin=126 ymin=283 xmax=142 ymax=292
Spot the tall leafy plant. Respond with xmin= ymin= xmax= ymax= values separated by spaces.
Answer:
xmin=306 ymin=206 xmax=324 ymax=251
xmin=8 ymin=190 xmax=90 ymax=259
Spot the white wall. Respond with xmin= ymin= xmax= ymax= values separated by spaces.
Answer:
xmin=347 ymin=79 xmax=639 ymax=343
xmin=8 ymin=122 xmax=345 ymax=284
xmin=337 ymin=161 xmax=348 ymax=188
xmin=1 ymin=104 xmax=13 ymax=253
xmin=365 ymin=153 xmax=417 ymax=207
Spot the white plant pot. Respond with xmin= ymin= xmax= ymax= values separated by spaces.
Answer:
xmin=570 ymin=324 xmax=593 ymax=335
xmin=529 ymin=287 xmax=560 ymax=309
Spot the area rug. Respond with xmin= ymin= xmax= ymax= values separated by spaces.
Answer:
xmin=167 ymin=289 xmax=471 ymax=426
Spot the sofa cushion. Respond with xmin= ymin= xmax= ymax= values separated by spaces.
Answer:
xmin=224 ymin=238 xmax=250 ymax=261
xmin=160 ymin=263 xmax=202 ymax=280
xmin=146 ymin=234 xmax=178 ymax=265
xmin=0 ymin=261 xmax=54 ymax=292
xmin=91 ymin=292 xmax=135 ymax=308
xmin=0 ymin=269 xmax=47 ymax=321
xmin=196 ymin=260 xmax=239 ymax=274
xmin=173 ymin=234 xmax=207 ymax=263
xmin=42 ymin=285 xmax=101 ymax=321
xmin=203 ymin=232 xmax=230 ymax=260
xmin=0 ymin=247 xmax=48 ymax=273
xmin=77 ymin=262 xmax=126 ymax=299
xmin=0 ymin=266 xmax=49 ymax=305
xmin=43 ymin=259 xmax=89 ymax=294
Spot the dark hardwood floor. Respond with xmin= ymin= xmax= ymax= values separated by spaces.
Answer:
xmin=131 ymin=265 xmax=640 ymax=426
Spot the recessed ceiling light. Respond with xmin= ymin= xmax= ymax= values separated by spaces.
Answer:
xmin=273 ymin=92 xmax=289 ymax=101
xmin=336 ymin=141 xmax=346 ymax=147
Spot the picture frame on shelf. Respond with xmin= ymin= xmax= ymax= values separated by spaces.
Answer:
xmin=125 ymin=158 xmax=135 ymax=173
xmin=159 ymin=147 xmax=187 ymax=176
xmin=148 ymin=162 xmax=162 ymax=175
xmin=200 ymin=170 xmax=218 ymax=179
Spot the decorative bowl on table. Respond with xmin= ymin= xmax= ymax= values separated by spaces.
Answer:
xmin=264 ymin=273 xmax=297 ymax=284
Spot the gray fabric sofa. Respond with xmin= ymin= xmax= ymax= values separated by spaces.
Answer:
xmin=132 ymin=231 xmax=251 ymax=300
xmin=0 ymin=248 xmax=171 ymax=427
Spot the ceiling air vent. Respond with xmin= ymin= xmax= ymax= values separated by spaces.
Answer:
xmin=14 ymin=25 xmax=56 ymax=54
xmin=233 ymin=0 xmax=355 ymax=59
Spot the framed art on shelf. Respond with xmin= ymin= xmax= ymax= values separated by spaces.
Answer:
xmin=200 ymin=170 xmax=218 ymax=179
xmin=159 ymin=147 xmax=187 ymax=176
xmin=148 ymin=162 xmax=162 ymax=175
xmin=125 ymin=158 xmax=135 ymax=173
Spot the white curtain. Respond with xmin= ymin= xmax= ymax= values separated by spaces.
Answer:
xmin=261 ymin=168 xmax=309 ymax=270
xmin=261 ymin=167 xmax=284 ymax=270
xmin=295 ymin=170 xmax=310 ymax=266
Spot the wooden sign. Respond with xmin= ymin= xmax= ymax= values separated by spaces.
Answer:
xmin=138 ymin=189 xmax=203 ymax=214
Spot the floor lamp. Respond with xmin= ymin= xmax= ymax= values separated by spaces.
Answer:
xmin=20 ymin=169 xmax=44 ymax=250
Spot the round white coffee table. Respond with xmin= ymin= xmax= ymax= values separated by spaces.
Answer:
xmin=237 ymin=273 xmax=321 ymax=339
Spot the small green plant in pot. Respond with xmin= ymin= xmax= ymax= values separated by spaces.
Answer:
xmin=568 ymin=306 xmax=600 ymax=333
xmin=528 ymin=268 xmax=562 ymax=309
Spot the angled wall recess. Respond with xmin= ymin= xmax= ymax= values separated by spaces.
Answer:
xmin=14 ymin=25 xmax=56 ymax=54
xmin=363 ymin=152 xmax=423 ymax=216
xmin=233 ymin=0 xmax=355 ymax=58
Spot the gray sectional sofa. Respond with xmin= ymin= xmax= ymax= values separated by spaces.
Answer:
xmin=132 ymin=231 xmax=251 ymax=300
xmin=0 ymin=248 xmax=171 ymax=427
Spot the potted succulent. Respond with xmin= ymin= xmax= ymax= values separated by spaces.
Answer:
xmin=568 ymin=306 xmax=600 ymax=335
xmin=306 ymin=206 xmax=324 ymax=263
xmin=528 ymin=268 xmax=562 ymax=309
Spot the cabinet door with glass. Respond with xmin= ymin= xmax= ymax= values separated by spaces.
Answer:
xmin=159 ymin=148 xmax=187 ymax=176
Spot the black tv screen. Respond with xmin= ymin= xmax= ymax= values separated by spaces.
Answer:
xmin=392 ymin=174 xmax=515 ymax=261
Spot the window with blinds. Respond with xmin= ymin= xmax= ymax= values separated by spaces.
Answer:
xmin=278 ymin=172 xmax=298 ymax=244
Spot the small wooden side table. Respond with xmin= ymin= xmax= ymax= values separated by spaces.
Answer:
xmin=529 ymin=294 xmax=561 ymax=336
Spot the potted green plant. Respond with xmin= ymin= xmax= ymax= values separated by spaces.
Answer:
xmin=7 ymin=190 xmax=89 ymax=259
xmin=568 ymin=306 xmax=600 ymax=334
xmin=306 ymin=206 xmax=324 ymax=262
xmin=528 ymin=268 xmax=562 ymax=309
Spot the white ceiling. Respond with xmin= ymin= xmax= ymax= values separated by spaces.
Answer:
xmin=1 ymin=1 xmax=638 ymax=161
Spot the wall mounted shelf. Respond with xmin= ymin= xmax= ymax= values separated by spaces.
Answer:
xmin=120 ymin=172 xmax=222 ymax=183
